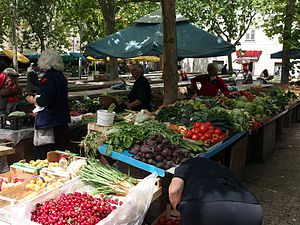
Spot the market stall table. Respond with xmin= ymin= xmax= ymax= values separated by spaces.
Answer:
xmin=0 ymin=128 xmax=34 ymax=165
xmin=247 ymin=109 xmax=288 ymax=163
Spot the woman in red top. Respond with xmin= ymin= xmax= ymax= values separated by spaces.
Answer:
xmin=0 ymin=68 xmax=19 ymax=114
xmin=191 ymin=63 xmax=229 ymax=97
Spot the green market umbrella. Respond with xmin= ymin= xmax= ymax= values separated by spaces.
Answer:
xmin=271 ymin=49 xmax=300 ymax=59
xmin=86 ymin=9 xmax=235 ymax=59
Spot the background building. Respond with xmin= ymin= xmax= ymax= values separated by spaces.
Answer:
xmin=181 ymin=26 xmax=283 ymax=79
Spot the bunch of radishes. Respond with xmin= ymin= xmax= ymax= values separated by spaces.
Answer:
xmin=31 ymin=192 xmax=121 ymax=225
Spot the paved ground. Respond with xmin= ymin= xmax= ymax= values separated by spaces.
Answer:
xmin=243 ymin=123 xmax=300 ymax=225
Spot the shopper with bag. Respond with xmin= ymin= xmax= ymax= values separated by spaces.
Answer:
xmin=26 ymin=49 xmax=70 ymax=160
xmin=169 ymin=157 xmax=263 ymax=225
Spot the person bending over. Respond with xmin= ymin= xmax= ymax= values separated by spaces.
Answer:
xmin=169 ymin=157 xmax=263 ymax=225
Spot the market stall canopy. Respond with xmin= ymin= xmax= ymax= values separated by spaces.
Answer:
xmin=85 ymin=9 xmax=235 ymax=59
xmin=270 ymin=49 xmax=300 ymax=59
xmin=234 ymin=50 xmax=262 ymax=64
xmin=69 ymin=52 xmax=87 ymax=61
xmin=28 ymin=53 xmax=40 ymax=61
xmin=2 ymin=50 xmax=29 ymax=64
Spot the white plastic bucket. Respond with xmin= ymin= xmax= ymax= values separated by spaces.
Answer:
xmin=97 ymin=110 xmax=115 ymax=126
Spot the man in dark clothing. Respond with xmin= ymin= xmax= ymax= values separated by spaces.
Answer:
xmin=221 ymin=64 xmax=228 ymax=75
xmin=26 ymin=50 xmax=70 ymax=159
xmin=169 ymin=157 xmax=263 ymax=225
xmin=127 ymin=63 xmax=151 ymax=111
xmin=26 ymin=62 xmax=40 ymax=95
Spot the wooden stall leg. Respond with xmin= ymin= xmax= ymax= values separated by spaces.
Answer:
xmin=291 ymin=107 xmax=297 ymax=123
xmin=276 ymin=116 xmax=284 ymax=135
xmin=262 ymin=121 xmax=276 ymax=160
xmin=229 ymin=135 xmax=248 ymax=177
xmin=296 ymin=105 xmax=300 ymax=122
xmin=246 ymin=128 xmax=263 ymax=163
xmin=283 ymin=111 xmax=292 ymax=128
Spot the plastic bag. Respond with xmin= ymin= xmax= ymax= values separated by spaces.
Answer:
xmin=98 ymin=173 xmax=158 ymax=225
xmin=5 ymin=173 xmax=158 ymax=225
xmin=5 ymin=177 xmax=84 ymax=225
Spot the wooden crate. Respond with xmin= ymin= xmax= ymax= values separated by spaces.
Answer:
xmin=0 ymin=144 xmax=15 ymax=157
xmin=87 ymin=122 xmax=109 ymax=134
xmin=0 ymin=172 xmax=33 ymax=208
xmin=7 ymin=138 xmax=34 ymax=165
xmin=47 ymin=150 xmax=79 ymax=162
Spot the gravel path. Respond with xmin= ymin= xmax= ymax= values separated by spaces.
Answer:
xmin=243 ymin=123 xmax=300 ymax=225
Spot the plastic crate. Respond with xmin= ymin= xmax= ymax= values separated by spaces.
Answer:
xmin=0 ymin=115 xmax=35 ymax=130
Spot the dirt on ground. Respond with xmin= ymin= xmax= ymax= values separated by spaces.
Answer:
xmin=242 ymin=123 xmax=300 ymax=225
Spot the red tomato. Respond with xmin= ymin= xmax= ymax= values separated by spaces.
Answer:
xmin=200 ymin=135 xmax=207 ymax=141
xmin=204 ymin=131 xmax=213 ymax=139
xmin=208 ymin=124 xmax=214 ymax=131
xmin=204 ymin=121 xmax=212 ymax=126
xmin=192 ymin=134 xmax=199 ymax=141
xmin=194 ymin=122 xmax=201 ymax=128
xmin=199 ymin=124 xmax=208 ymax=133
xmin=166 ymin=220 xmax=176 ymax=225
xmin=191 ymin=128 xmax=196 ymax=133
xmin=212 ymin=134 xmax=220 ymax=139
xmin=214 ymin=128 xmax=222 ymax=135
xmin=184 ymin=130 xmax=192 ymax=138
xmin=219 ymin=134 xmax=226 ymax=140
xmin=194 ymin=128 xmax=201 ymax=134
xmin=203 ymin=139 xmax=211 ymax=146
xmin=158 ymin=216 xmax=167 ymax=225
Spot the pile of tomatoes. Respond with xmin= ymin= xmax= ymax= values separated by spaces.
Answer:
xmin=230 ymin=90 xmax=256 ymax=100
xmin=155 ymin=215 xmax=179 ymax=225
xmin=183 ymin=121 xmax=227 ymax=146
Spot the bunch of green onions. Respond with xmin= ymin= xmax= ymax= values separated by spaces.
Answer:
xmin=79 ymin=159 xmax=137 ymax=196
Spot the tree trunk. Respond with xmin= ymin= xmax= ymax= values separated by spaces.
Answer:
xmin=161 ymin=0 xmax=177 ymax=105
xmin=227 ymin=53 xmax=233 ymax=72
xmin=40 ymin=36 xmax=45 ymax=51
xmin=281 ymin=0 xmax=296 ymax=84
xmin=99 ymin=0 xmax=119 ymax=80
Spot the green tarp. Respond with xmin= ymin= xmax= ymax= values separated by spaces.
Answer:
xmin=86 ymin=10 xmax=235 ymax=59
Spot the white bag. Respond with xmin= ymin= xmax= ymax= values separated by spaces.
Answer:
xmin=98 ymin=173 xmax=158 ymax=225
xmin=33 ymin=127 xmax=54 ymax=146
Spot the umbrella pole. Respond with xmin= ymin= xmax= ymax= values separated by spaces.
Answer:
xmin=78 ymin=58 xmax=82 ymax=80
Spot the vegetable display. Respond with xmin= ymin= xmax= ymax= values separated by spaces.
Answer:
xmin=80 ymin=131 xmax=107 ymax=158
xmin=71 ymin=96 xmax=102 ymax=114
xmin=130 ymin=135 xmax=191 ymax=170
xmin=79 ymin=159 xmax=137 ymax=196
xmin=156 ymin=100 xmax=208 ymax=126
xmin=31 ymin=192 xmax=120 ymax=225
xmin=106 ymin=120 xmax=205 ymax=156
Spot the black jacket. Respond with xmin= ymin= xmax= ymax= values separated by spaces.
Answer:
xmin=36 ymin=68 xmax=70 ymax=128
xmin=26 ymin=71 xmax=40 ymax=94
xmin=128 ymin=75 xmax=151 ymax=111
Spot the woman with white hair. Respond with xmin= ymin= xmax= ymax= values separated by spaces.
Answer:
xmin=26 ymin=49 xmax=70 ymax=159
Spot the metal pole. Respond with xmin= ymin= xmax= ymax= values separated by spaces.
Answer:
xmin=12 ymin=0 xmax=18 ymax=72
xmin=78 ymin=57 xmax=82 ymax=80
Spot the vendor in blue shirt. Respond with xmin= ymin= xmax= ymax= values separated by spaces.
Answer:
xmin=127 ymin=63 xmax=151 ymax=111
xmin=169 ymin=157 xmax=263 ymax=225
